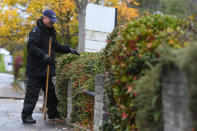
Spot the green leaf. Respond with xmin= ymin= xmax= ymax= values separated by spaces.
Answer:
xmin=154 ymin=112 xmax=161 ymax=122
xmin=121 ymin=76 xmax=128 ymax=82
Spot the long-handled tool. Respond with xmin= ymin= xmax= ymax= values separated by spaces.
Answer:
xmin=44 ymin=37 xmax=52 ymax=120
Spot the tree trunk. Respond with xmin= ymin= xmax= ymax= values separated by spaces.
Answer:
xmin=75 ymin=0 xmax=88 ymax=52
xmin=78 ymin=9 xmax=86 ymax=52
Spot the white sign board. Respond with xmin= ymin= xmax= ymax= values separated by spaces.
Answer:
xmin=4 ymin=55 xmax=13 ymax=72
xmin=85 ymin=4 xmax=117 ymax=52
xmin=0 ymin=48 xmax=10 ymax=55
xmin=0 ymin=48 xmax=13 ymax=72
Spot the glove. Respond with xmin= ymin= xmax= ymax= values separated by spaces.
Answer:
xmin=44 ymin=54 xmax=53 ymax=65
xmin=69 ymin=48 xmax=80 ymax=55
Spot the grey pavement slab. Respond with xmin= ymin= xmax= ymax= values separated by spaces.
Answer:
xmin=0 ymin=99 xmax=73 ymax=131
xmin=0 ymin=73 xmax=24 ymax=98
xmin=0 ymin=73 xmax=73 ymax=131
xmin=0 ymin=73 xmax=14 ymax=88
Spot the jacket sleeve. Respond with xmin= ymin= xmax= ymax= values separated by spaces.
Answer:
xmin=27 ymin=29 xmax=46 ymax=59
xmin=54 ymin=39 xmax=71 ymax=54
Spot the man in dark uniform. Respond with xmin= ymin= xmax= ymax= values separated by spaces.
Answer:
xmin=21 ymin=9 xmax=79 ymax=124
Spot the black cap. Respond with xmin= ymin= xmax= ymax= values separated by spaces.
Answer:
xmin=43 ymin=9 xmax=57 ymax=23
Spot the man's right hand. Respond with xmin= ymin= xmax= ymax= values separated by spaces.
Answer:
xmin=69 ymin=48 xmax=80 ymax=55
xmin=44 ymin=54 xmax=52 ymax=65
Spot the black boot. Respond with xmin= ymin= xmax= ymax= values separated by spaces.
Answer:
xmin=48 ymin=113 xmax=61 ymax=119
xmin=22 ymin=116 xmax=36 ymax=124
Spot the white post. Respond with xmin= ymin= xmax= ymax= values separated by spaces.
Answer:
xmin=101 ymin=0 xmax=104 ymax=5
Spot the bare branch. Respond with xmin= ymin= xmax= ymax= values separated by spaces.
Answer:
xmin=189 ymin=20 xmax=197 ymax=35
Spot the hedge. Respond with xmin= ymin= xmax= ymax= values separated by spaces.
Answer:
xmin=102 ymin=14 xmax=194 ymax=130
xmin=56 ymin=52 xmax=104 ymax=129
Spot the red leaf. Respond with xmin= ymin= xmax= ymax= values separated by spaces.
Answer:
xmin=129 ymin=41 xmax=137 ymax=50
xmin=133 ymin=47 xmax=137 ymax=50
xmin=119 ymin=104 xmax=124 ymax=109
xmin=133 ymin=76 xmax=137 ymax=80
xmin=128 ymin=86 xmax=133 ymax=93
xmin=147 ymin=43 xmax=152 ymax=49
xmin=138 ymin=54 xmax=142 ymax=58
xmin=118 ymin=32 xmax=121 ymax=36
xmin=150 ymin=36 xmax=155 ymax=41
xmin=116 ymin=80 xmax=121 ymax=83
xmin=122 ymin=112 xmax=128 ymax=119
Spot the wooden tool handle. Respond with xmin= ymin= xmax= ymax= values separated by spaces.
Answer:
xmin=44 ymin=37 xmax=52 ymax=120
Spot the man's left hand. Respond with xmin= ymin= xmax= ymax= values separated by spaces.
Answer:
xmin=69 ymin=48 xmax=80 ymax=55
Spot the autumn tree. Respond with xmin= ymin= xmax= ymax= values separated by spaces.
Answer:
xmin=18 ymin=0 xmax=78 ymax=47
xmin=0 ymin=0 xmax=78 ymax=56
xmin=1 ymin=0 xmax=139 ymax=54
xmin=50 ymin=0 xmax=78 ymax=47
xmin=0 ymin=5 xmax=26 ymax=54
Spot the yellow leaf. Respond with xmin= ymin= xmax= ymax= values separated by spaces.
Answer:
xmin=133 ymin=1 xmax=140 ymax=6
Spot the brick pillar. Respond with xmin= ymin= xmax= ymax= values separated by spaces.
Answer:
xmin=94 ymin=74 xmax=108 ymax=131
xmin=162 ymin=66 xmax=192 ymax=131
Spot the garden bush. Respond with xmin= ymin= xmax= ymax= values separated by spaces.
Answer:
xmin=102 ymin=14 xmax=195 ymax=130
xmin=13 ymin=54 xmax=23 ymax=78
xmin=17 ymin=67 xmax=26 ymax=80
xmin=134 ymin=64 xmax=163 ymax=131
xmin=15 ymin=45 xmax=28 ymax=81
xmin=22 ymin=44 xmax=27 ymax=68
xmin=56 ymin=52 xmax=104 ymax=129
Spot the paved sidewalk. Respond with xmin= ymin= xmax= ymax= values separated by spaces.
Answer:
xmin=0 ymin=73 xmax=73 ymax=131
xmin=0 ymin=73 xmax=23 ymax=98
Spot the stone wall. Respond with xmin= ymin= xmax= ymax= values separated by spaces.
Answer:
xmin=66 ymin=75 xmax=108 ymax=130
xmin=162 ymin=66 xmax=192 ymax=131
xmin=66 ymin=67 xmax=194 ymax=131
xmin=94 ymin=74 xmax=108 ymax=131
xmin=67 ymin=80 xmax=72 ymax=123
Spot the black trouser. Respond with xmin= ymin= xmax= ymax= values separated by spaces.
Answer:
xmin=21 ymin=77 xmax=59 ymax=118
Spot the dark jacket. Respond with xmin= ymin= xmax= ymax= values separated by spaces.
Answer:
xmin=26 ymin=18 xmax=71 ymax=77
